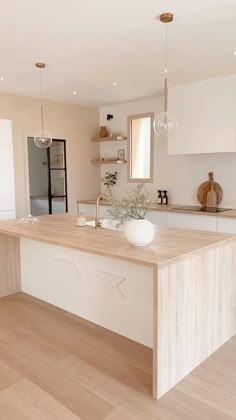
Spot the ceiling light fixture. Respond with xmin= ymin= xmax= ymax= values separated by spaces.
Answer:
xmin=112 ymin=81 xmax=117 ymax=86
xmin=233 ymin=51 xmax=236 ymax=55
xmin=73 ymin=91 xmax=77 ymax=95
xmin=0 ymin=76 xmax=5 ymax=81
xmin=153 ymin=13 xmax=178 ymax=137
xmin=34 ymin=63 xmax=52 ymax=149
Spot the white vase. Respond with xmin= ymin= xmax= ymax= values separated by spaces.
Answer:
xmin=125 ymin=219 xmax=155 ymax=246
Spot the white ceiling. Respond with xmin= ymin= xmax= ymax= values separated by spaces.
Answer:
xmin=0 ymin=0 xmax=236 ymax=107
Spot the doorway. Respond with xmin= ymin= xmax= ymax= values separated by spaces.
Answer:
xmin=27 ymin=138 xmax=68 ymax=216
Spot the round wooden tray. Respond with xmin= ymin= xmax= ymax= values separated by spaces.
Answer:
xmin=197 ymin=172 xmax=223 ymax=206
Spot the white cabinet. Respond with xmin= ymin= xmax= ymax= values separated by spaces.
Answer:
xmin=146 ymin=210 xmax=167 ymax=226
xmin=78 ymin=203 xmax=110 ymax=219
xmin=0 ymin=146 xmax=15 ymax=211
xmin=78 ymin=203 xmax=96 ymax=217
xmin=78 ymin=202 xmax=236 ymax=234
xmin=217 ymin=217 xmax=236 ymax=234
xmin=78 ymin=204 xmax=168 ymax=226
xmin=168 ymin=74 xmax=236 ymax=155
xmin=0 ymin=211 xmax=15 ymax=220
xmin=167 ymin=212 xmax=217 ymax=232
xmin=0 ymin=119 xmax=12 ymax=146
xmin=21 ymin=238 xmax=153 ymax=347
xmin=0 ymin=120 xmax=15 ymax=219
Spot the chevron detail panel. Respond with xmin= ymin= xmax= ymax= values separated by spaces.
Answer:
xmin=96 ymin=270 xmax=127 ymax=300
xmin=50 ymin=257 xmax=83 ymax=283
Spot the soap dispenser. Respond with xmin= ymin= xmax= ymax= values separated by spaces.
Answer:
xmin=157 ymin=190 xmax=163 ymax=205
xmin=162 ymin=191 xmax=168 ymax=205
xmin=76 ymin=213 xmax=86 ymax=227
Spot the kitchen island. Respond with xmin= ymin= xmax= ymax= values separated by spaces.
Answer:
xmin=0 ymin=213 xmax=235 ymax=399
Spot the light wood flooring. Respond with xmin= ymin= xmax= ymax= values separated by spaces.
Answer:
xmin=0 ymin=292 xmax=235 ymax=419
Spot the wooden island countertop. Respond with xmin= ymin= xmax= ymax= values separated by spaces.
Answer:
xmin=0 ymin=213 xmax=235 ymax=268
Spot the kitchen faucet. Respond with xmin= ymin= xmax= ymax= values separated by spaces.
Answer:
xmin=95 ymin=192 xmax=110 ymax=228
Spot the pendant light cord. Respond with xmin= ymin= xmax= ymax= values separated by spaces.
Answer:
xmin=164 ymin=23 xmax=168 ymax=114
xmin=165 ymin=22 xmax=168 ymax=73
xmin=39 ymin=68 xmax=44 ymax=132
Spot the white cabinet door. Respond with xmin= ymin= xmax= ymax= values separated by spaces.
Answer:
xmin=0 ymin=120 xmax=15 ymax=216
xmin=78 ymin=203 xmax=96 ymax=217
xmin=78 ymin=204 xmax=221 ymax=232
xmin=146 ymin=210 xmax=167 ymax=226
xmin=217 ymin=217 xmax=236 ymax=234
xmin=0 ymin=119 xmax=12 ymax=145
xmin=78 ymin=203 xmax=111 ymax=218
xmin=0 ymin=145 xmax=15 ymax=211
xmin=0 ymin=210 xmax=15 ymax=220
xmin=167 ymin=212 xmax=217 ymax=232
xmin=99 ymin=205 xmax=111 ymax=218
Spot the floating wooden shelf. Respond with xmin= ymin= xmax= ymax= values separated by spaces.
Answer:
xmin=91 ymin=136 xmax=127 ymax=142
xmin=91 ymin=159 xmax=127 ymax=165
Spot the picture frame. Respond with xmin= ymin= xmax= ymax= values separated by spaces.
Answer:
xmin=117 ymin=149 xmax=125 ymax=160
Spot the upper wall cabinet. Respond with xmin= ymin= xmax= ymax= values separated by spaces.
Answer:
xmin=0 ymin=120 xmax=16 ymax=218
xmin=0 ymin=119 xmax=12 ymax=146
xmin=168 ymin=74 xmax=236 ymax=155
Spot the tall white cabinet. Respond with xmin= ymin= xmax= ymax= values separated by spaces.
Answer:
xmin=0 ymin=120 xmax=16 ymax=220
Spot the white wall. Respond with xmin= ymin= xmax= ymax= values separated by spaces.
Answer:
xmin=0 ymin=91 xmax=100 ymax=217
xmin=100 ymin=97 xmax=236 ymax=207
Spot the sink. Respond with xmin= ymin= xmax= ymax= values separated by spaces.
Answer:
xmin=86 ymin=219 xmax=126 ymax=231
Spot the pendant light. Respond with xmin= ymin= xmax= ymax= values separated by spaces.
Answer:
xmin=34 ymin=63 xmax=52 ymax=148
xmin=153 ymin=13 xmax=178 ymax=137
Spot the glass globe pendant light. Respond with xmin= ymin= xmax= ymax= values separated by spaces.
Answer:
xmin=153 ymin=13 xmax=178 ymax=137
xmin=34 ymin=63 xmax=52 ymax=148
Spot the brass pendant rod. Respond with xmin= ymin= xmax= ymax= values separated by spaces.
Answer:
xmin=35 ymin=63 xmax=46 ymax=134
xmin=164 ymin=22 xmax=168 ymax=73
xmin=40 ymin=68 xmax=44 ymax=132
xmin=160 ymin=13 xmax=174 ymax=115
xmin=41 ymin=105 xmax=44 ymax=132
xmin=165 ymin=77 xmax=168 ymax=113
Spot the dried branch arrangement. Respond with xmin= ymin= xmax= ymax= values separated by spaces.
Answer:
xmin=108 ymin=184 xmax=151 ymax=224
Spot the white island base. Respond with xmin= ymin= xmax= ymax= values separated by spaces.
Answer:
xmin=21 ymin=238 xmax=153 ymax=348
xmin=0 ymin=215 xmax=236 ymax=400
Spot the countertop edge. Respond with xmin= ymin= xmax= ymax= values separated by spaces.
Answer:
xmin=157 ymin=236 xmax=236 ymax=269
xmin=0 ymin=225 xmax=157 ymax=269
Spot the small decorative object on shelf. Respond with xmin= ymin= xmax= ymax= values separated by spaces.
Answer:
xmin=99 ymin=126 xmax=108 ymax=138
xmin=101 ymin=171 xmax=118 ymax=198
xmin=108 ymin=184 xmax=154 ymax=246
xmin=117 ymin=149 xmax=125 ymax=160
xmin=106 ymin=114 xmax=113 ymax=121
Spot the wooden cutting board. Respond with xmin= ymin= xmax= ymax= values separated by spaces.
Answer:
xmin=197 ymin=172 xmax=223 ymax=207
